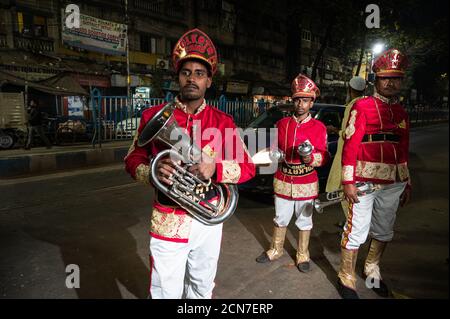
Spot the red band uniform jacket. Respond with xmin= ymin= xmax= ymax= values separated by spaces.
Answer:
xmin=341 ymin=94 xmax=410 ymax=185
xmin=124 ymin=100 xmax=256 ymax=242
xmin=274 ymin=114 xmax=330 ymax=200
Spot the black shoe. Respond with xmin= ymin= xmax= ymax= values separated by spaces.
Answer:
xmin=255 ymin=252 xmax=271 ymax=263
xmin=337 ymin=279 xmax=359 ymax=299
xmin=372 ymin=280 xmax=389 ymax=298
xmin=297 ymin=262 xmax=310 ymax=273
xmin=363 ymin=273 xmax=390 ymax=298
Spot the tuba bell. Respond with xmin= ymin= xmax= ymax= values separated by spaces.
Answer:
xmin=137 ymin=102 xmax=238 ymax=225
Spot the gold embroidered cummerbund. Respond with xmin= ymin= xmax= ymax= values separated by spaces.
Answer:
xmin=280 ymin=162 xmax=314 ymax=176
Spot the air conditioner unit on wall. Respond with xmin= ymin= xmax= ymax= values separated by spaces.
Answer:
xmin=156 ymin=58 xmax=169 ymax=70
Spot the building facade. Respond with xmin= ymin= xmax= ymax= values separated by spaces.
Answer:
xmin=0 ymin=0 xmax=352 ymax=103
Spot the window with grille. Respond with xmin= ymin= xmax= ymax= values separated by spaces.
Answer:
xmin=140 ymin=33 xmax=157 ymax=54
xmin=301 ymin=30 xmax=311 ymax=41
xmin=17 ymin=12 xmax=48 ymax=37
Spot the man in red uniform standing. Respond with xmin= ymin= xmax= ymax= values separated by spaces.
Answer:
xmin=256 ymin=74 xmax=329 ymax=273
xmin=337 ymin=49 xmax=412 ymax=299
xmin=124 ymin=28 xmax=255 ymax=299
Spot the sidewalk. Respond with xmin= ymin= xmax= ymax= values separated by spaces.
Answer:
xmin=0 ymin=140 xmax=132 ymax=179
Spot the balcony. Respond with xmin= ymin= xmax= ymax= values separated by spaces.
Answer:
xmin=132 ymin=0 xmax=185 ymax=20
xmin=166 ymin=5 xmax=184 ymax=19
xmin=133 ymin=0 xmax=163 ymax=14
xmin=13 ymin=34 xmax=54 ymax=52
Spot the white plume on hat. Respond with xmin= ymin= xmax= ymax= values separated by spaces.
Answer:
xmin=349 ymin=76 xmax=366 ymax=91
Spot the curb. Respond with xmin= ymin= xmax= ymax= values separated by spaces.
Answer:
xmin=0 ymin=146 xmax=129 ymax=178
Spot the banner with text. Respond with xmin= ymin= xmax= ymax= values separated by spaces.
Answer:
xmin=61 ymin=10 xmax=127 ymax=56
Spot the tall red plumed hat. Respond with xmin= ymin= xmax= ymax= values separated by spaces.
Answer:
xmin=291 ymin=74 xmax=320 ymax=100
xmin=372 ymin=48 xmax=408 ymax=78
xmin=172 ymin=28 xmax=218 ymax=75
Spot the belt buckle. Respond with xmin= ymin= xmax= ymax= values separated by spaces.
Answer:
xmin=368 ymin=135 xmax=372 ymax=142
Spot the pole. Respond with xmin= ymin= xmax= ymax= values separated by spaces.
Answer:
xmin=366 ymin=51 xmax=370 ymax=86
xmin=24 ymin=54 xmax=29 ymax=147
xmin=125 ymin=0 xmax=131 ymax=110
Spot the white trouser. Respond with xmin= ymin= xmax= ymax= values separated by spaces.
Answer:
xmin=149 ymin=218 xmax=223 ymax=299
xmin=274 ymin=196 xmax=314 ymax=230
xmin=342 ymin=182 xmax=407 ymax=250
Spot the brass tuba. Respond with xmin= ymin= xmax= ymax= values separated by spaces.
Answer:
xmin=137 ymin=102 xmax=238 ymax=225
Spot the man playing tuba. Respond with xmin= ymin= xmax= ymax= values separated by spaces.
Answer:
xmin=124 ymin=28 xmax=255 ymax=299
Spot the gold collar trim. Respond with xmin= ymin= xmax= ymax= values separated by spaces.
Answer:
xmin=373 ymin=92 xmax=399 ymax=105
xmin=292 ymin=114 xmax=312 ymax=124
xmin=174 ymin=96 xmax=207 ymax=115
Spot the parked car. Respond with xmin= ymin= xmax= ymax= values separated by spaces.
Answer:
xmin=0 ymin=92 xmax=27 ymax=149
xmin=239 ymin=103 xmax=346 ymax=193
xmin=115 ymin=104 xmax=156 ymax=138
xmin=0 ymin=128 xmax=24 ymax=149
xmin=115 ymin=117 xmax=141 ymax=139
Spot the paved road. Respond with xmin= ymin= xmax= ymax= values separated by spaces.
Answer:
xmin=0 ymin=124 xmax=448 ymax=299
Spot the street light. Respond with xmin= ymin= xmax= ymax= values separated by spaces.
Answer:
xmin=372 ymin=43 xmax=385 ymax=55
xmin=368 ymin=42 xmax=385 ymax=83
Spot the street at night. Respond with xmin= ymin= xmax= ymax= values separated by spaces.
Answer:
xmin=0 ymin=0 xmax=448 ymax=305
xmin=1 ymin=124 xmax=447 ymax=299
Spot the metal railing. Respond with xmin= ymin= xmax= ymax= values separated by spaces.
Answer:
xmin=111 ymin=97 xmax=165 ymax=139
xmin=407 ymin=108 xmax=449 ymax=126
xmin=90 ymin=95 xmax=448 ymax=143
xmin=209 ymin=99 xmax=259 ymax=127
xmin=93 ymin=96 xmax=263 ymax=141
xmin=13 ymin=34 xmax=54 ymax=52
